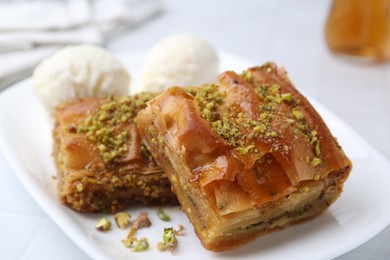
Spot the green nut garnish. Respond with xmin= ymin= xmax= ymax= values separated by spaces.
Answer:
xmin=77 ymin=93 xmax=155 ymax=163
xmin=127 ymin=227 xmax=137 ymax=237
xmin=134 ymin=237 xmax=149 ymax=252
xmin=292 ymin=110 xmax=304 ymax=120
xmin=311 ymin=157 xmax=322 ymax=167
xmin=95 ymin=217 xmax=111 ymax=231
xmin=163 ymin=228 xmax=177 ymax=244
xmin=157 ymin=208 xmax=170 ymax=221
xmin=157 ymin=227 xmax=178 ymax=253
xmin=242 ymin=70 xmax=252 ymax=81
xmin=121 ymin=238 xmax=135 ymax=248
xmin=281 ymin=93 xmax=293 ymax=103
xmin=114 ymin=212 xmax=131 ymax=229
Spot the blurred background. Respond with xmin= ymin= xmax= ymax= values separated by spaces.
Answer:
xmin=0 ymin=0 xmax=389 ymax=259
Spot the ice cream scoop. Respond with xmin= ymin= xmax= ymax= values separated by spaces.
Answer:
xmin=33 ymin=45 xmax=131 ymax=113
xmin=139 ymin=34 xmax=219 ymax=93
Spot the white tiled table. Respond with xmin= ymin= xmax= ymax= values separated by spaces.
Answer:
xmin=1 ymin=0 xmax=389 ymax=259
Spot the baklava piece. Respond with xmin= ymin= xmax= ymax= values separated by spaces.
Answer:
xmin=53 ymin=94 xmax=177 ymax=213
xmin=135 ymin=63 xmax=352 ymax=251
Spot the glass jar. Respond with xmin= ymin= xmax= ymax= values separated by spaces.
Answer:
xmin=325 ymin=0 xmax=390 ymax=63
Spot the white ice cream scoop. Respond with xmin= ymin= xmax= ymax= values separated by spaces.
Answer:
xmin=33 ymin=44 xmax=131 ymax=114
xmin=139 ymin=34 xmax=219 ymax=93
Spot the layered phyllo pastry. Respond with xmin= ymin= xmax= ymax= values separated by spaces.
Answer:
xmin=135 ymin=63 xmax=352 ymax=251
xmin=53 ymin=94 xmax=177 ymax=213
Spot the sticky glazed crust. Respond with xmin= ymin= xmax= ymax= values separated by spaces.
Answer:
xmin=135 ymin=63 xmax=352 ymax=251
xmin=53 ymin=95 xmax=177 ymax=213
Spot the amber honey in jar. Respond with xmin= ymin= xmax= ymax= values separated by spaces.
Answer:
xmin=325 ymin=0 xmax=390 ymax=62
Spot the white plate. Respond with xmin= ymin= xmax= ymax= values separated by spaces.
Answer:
xmin=1 ymin=51 xmax=390 ymax=260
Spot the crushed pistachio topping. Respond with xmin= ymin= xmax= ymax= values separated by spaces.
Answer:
xmin=121 ymin=238 xmax=136 ymax=248
xmin=157 ymin=227 xmax=178 ymax=253
xmin=120 ymin=226 xmax=138 ymax=249
xmin=127 ymin=227 xmax=137 ymax=237
xmin=311 ymin=157 xmax=322 ymax=167
xmin=211 ymin=116 xmax=242 ymax=148
xmin=134 ymin=237 xmax=150 ymax=252
xmin=241 ymin=70 xmax=252 ymax=82
xmin=190 ymin=64 xmax=323 ymax=164
xmin=292 ymin=109 xmax=303 ymax=120
xmin=163 ymin=228 xmax=177 ymax=244
xmin=263 ymin=63 xmax=273 ymax=73
xmin=77 ymin=93 xmax=154 ymax=163
xmin=157 ymin=208 xmax=170 ymax=221
xmin=192 ymin=84 xmax=226 ymax=122
xmin=290 ymin=109 xmax=323 ymax=167
xmin=95 ymin=217 xmax=111 ymax=231
xmin=114 ymin=212 xmax=131 ymax=229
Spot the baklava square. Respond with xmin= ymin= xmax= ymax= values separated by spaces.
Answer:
xmin=135 ymin=63 xmax=352 ymax=251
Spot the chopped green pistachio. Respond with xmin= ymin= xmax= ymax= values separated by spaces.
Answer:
xmin=98 ymin=144 xmax=107 ymax=152
xmin=185 ymin=88 xmax=197 ymax=96
xmin=281 ymin=93 xmax=293 ymax=102
xmin=262 ymin=64 xmax=273 ymax=73
xmin=78 ymin=93 xmax=155 ymax=163
xmin=311 ymin=157 xmax=322 ymax=167
xmin=157 ymin=227 xmax=178 ymax=253
xmin=259 ymin=112 xmax=269 ymax=120
xmin=315 ymin=143 xmax=321 ymax=156
xmin=292 ymin=110 xmax=304 ymax=120
xmin=163 ymin=228 xmax=178 ymax=244
xmin=269 ymin=84 xmax=280 ymax=95
xmin=237 ymin=144 xmax=255 ymax=155
xmin=254 ymin=124 xmax=267 ymax=133
xmin=114 ymin=212 xmax=131 ymax=229
xmin=265 ymin=95 xmax=276 ymax=102
xmin=211 ymin=117 xmax=242 ymax=148
xmin=127 ymin=227 xmax=137 ymax=238
xmin=157 ymin=208 xmax=170 ymax=221
xmin=205 ymin=101 xmax=215 ymax=110
xmin=95 ymin=217 xmax=111 ymax=231
xmin=196 ymin=84 xmax=225 ymax=122
xmin=313 ymin=174 xmax=320 ymax=181
xmin=242 ymin=70 xmax=252 ymax=81
xmin=121 ymin=238 xmax=135 ymax=248
xmin=133 ymin=237 xmax=149 ymax=252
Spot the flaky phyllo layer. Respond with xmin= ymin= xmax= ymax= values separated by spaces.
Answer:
xmin=136 ymin=63 xmax=352 ymax=251
xmin=53 ymin=94 xmax=177 ymax=213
